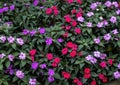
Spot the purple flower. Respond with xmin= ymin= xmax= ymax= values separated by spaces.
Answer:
xmin=57 ymin=38 xmax=63 ymax=43
xmin=111 ymin=29 xmax=119 ymax=35
xmin=22 ymin=29 xmax=29 ymax=35
xmin=104 ymin=33 xmax=111 ymax=41
xmin=19 ymin=52 xmax=26 ymax=60
xmin=112 ymin=2 xmax=119 ymax=8
xmin=33 ymin=0 xmax=39 ymax=6
xmin=116 ymin=10 xmax=120 ymax=15
xmin=31 ymin=62 xmax=39 ymax=70
xmin=90 ymin=3 xmax=97 ymax=10
xmin=45 ymin=38 xmax=53 ymax=45
xmin=40 ymin=64 xmax=46 ymax=69
xmin=117 ymin=63 xmax=120 ymax=69
xmin=9 ymin=69 xmax=14 ymax=75
xmin=114 ymin=71 xmax=120 ymax=79
xmin=10 ymin=5 xmax=15 ymax=11
xmin=0 ymin=36 xmax=6 ymax=43
xmin=110 ymin=16 xmax=117 ymax=24
xmin=48 ymin=69 xmax=55 ymax=76
xmin=77 ymin=16 xmax=84 ymax=22
xmin=30 ymin=30 xmax=37 ymax=36
xmin=94 ymin=38 xmax=100 ymax=44
xmin=86 ymin=55 xmax=97 ymax=64
xmin=0 ymin=53 xmax=5 ymax=59
xmin=100 ymin=53 xmax=107 ymax=59
xmin=103 ymin=20 xmax=108 ymax=26
xmin=94 ymin=51 xmax=101 ymax=58
xmin=48 ymin=76 xmax=54 ymax=82
xmin=86 ymin=22 xmax=92 ymax=27
xmin=16 ymin=38 xmax=24 ymax=45
xmin=97 ymin=22 xmax=103 ymax=28
xmin=29 ymin=78 xmax=36 ymax=85
xmin=7 ymin=36 xmax=15 ymax=43
xmin=0 ymin=8 xmax=4 ymax=13
xmin=86 ymin=12 xmax=94 ymax=17
xmin=2 ymin=7 xmax=9 ymax=12
xmin=105 ymin=1 xmax=112 ymax=7
xmin=16 ymin=70 xmax=24 ymax=79
xmin=39 ymin=27 xmax=46 ymax=34
xmin=8 ymin=54 xmax=14 ymax=61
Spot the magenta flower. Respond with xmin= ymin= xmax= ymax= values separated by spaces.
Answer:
xmin=22 ymin=29 xmax=30 ymax=35
xmin=48 ymin=76 xmax=54 ymax=82
xmin=10 ymin=5 xmax=15 ymax=11
xmin=45 ymin=38 xmax=53 ymax=45
xmin=31 ymin=62 xmax=39 ymax=70
xmin=39 ymin=27 xmax=46 ymax=34
xmin=48 ymin=69 xmax=55 ymax=76
xmin=33 ymin=0 xmax=39 ymax=6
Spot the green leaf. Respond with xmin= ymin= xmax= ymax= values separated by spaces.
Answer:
xmin=5 ymin=61 xmax=10 ymax=68
xmin=54 ymin=73 xmax=61 ymax=79
xmin=0 ymin=64 xmax=3 ymax=70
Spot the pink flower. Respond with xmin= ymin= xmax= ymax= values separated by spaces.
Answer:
xmin=100 ymin=61 xmax=107 ymax=68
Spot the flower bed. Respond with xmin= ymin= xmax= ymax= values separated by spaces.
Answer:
xmin=0 ymin=0 xmax=120 ymax=85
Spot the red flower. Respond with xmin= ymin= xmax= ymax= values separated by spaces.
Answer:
xmin=84 ymin=68 xmax=91 ymax=74
xmin=54 ymin=9 xmax=59 ymax=16
xmin=70 ymin=50 xmax=77 ymax=57
xmin=71 ymin=9 xmax=76 ymax=14
xmin=77 ymin=81 xmax=82 ymax=85
xmin=62 ymin=48 xmax=68 ymax=55
xmin=98 ymin=74 xmax=105 ymax=80
xmin=65 ymin=17 xmax=71 ymax=23
xmin=52 ymin=62 xmax=58 ymax=67
xmin=67 ymin=0 xmax=73 ymax=4
xmin=66 ymin=42 xmax=74 ymax=48
xmin=46 ymin=8 xmax=52 ymax=15
xmin=91 ymin=80 xmax=96 ymax=85
xmin=71 ymin=21 xmax=77 ymax=27
xmin=76 ymin=12 xmax=82 ymax=18
xmin=74 ymin=28 xmax=81 ymax=34
xmin=77 ymin=51 xmax=82 ymax=57
xmin=62 ymin=71 xmax=71 ymax=79
xmin=100 ymin=61 xmax=107 ymax=68
xmin=108 ymin=59 xmax=113 ymax=65
xmin=51 ymin=6 xmax=57 ymax=10
xmin=77 ymin=0 xmax=82 ymax=4
xmin=73 ymin=78 xmax=79 ymax=84
xmin=31 ymin=56 xmax=35 ymax=62
xmin=54 ymin=57 xmax=60 ymax=63
xmin=72 ymin=44 xmax=78 ymax=50
xmin=46 ymin=53 xmax=53 ymax=60
xmin=102 ymin=77 xmax=108 ymax=83
xmin=29 ymin=49 xmax=36 ymax=56
xmin=84 ymin=73 xmax=91 ymax=79
xmin=63 ymin=32 xmax=68 ymax=38
xmin=65 ymin=26 xmax=71 ymax=30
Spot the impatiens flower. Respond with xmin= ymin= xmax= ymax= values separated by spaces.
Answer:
xmin=46 ymin=53 xmax=53 ymax=60
xmin=0 ymin=36 xmax=6 ymax=43
xmin=100 ymin=53 xmax=107 ymax=59
xmin=70 ymin=50 xmax=77 ymax=57
xmin=22 ymin=29 xmax=29 ymax=35
xmin=94 ymin=51 xmax=101 ymax=58
xmin=54 ymin=57 xmax=60 ymax=63
xmin=110 ymin=16 xmax=117 ymax=24
xmin=0 ymin=53 xmax=5 ymax=59
xmin=86 ymin=55 xmax=97 ymax=64
xmin=84 ymin=73 xmax=91 ymax=79
xmin=113 ymin=71 xmax=120 ymax=79
xmin=86 ymin=22 xmax=92 ymax=27
xmin=45 ymin=38 xmax=53 ymax=45
xmin=108 ymin=59 xmax=113 ymax=66
xmin=53 ymin=9 xmax=59 ymax=16
xmin=86 ymin=12 xmax=94 ymax=17
xmin=97 ymin=22 xmax=103 ymax=28
xmin=116 ymin=9 xmax=120 ymax=15
xmin=112 ymin=1 xmax=119 ymax=8
xmin=90 ymin=3 xmax=97 ymax=10
xmin=77 ymin=16 xmax=84 ymax=22
xmin=8 ymin=54 xmax=14 ymax=61
xmin=40 ymin=64 xmax=46 ymax=69
xmin=111 ymin=29 xmax=119 ymax=35
xmin=52 ymin=62 xmax=57 ymax=67
xmin=84 ymin=68 xmax=91 ymax=74
xmin=48 ymin=76 xmax=54 ymax=82
xmin=10 ymin=5 xmax=15 ymax=11
xmin=33 ymin=0 xmax=39 ymax=6
xmin=66 ymin=42 xmax=74 ymax=48
xmin=29 ymin=49 xmax=36 ymax=56
xmin=19 ymin=52 xmax=26 ymax=60
xmin=62 ymin=48 xmax=68 ymax=55
xmin=74 ymin=28 xmax=81 ymax=34
xmin=105 ymin=1 xmax=112 ymax=7
xmin=30 ymin=30 xmax=37 ymax=36
xmin=117 ymin=63 xmax=120 ymax=69
xmin=76 ymin=12 xmax=82 ymax=18
xmin=46 ymin=8 xmax=52 ymax=15
xmin=48 ymin=69 xmax=55 ymax=76
xmin=29 ymin=78 xmax=36 ymax=85
xmin=103 ymin=20 xmax=108 ymax=26
xmin=57 ymin=38 xmax=63 ymax=43
xmin=94 ymin=38 xmax=100 ymax=44
xmin=71 ymin=21 xmax=77 ymax=27
xmin=3 ymin=7 xmax=9 ymax=12
xmin=31 ymin=62 xmax=39 ymax=70
xmin=62 ymin=71 xmax=71 ymax=79
xmin=99 ymin=73 xmax=105 ymax=80
xmin=91 ymin=80 xmax=96 ymax=85
xmin=77 ymin=0 xmax=82 ymax=4
xmin=0 ymin=8 xmax=4 ymax=14
xmin=67 ymin=0 xmax=73 ymax=4
xmin=16 ymin=70 xmax=24 ymax=79
xmin=7 ymin=36 xmax=15 ymax=43
xmin=64 ymin=15 xmax=71 ymax=23
xmin=103 ymin=33 xmax=111 ymax=41
xmin=39 ymin=27 xmax=46 ymax=34
xmin=16 ymin=38 xmax=24 ymax=45
xmin=100 ymin=61 xmax=107 ymax=68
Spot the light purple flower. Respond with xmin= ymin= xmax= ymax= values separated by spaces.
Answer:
xmin=8 ymin=54 xmax=14 ymax=61
xmin=116 ymin=10 xmax=120 ymax=15
xmin=19 ymin=52 xmax=26 ymax=60
xmin=103 ymin=20 xmax=108 ymax=26
xmin=86 ymin=55 xmax=93 ymax=61
xmin=117 ymin=63 xmax=120 ymax=69
xmin=31 ymin=62 xmax=39 ymax=70
xmin=0 ymin=53 xmax=5 ymax=59
xmin=48 ymin=76 xmax=54 ymax=82
xmin=7 ymin=36 xmax=15 ymax=43
xmin=86 ymin=55 xmax=97 ymax=64
xmin=16 ymin=38 xmax=24 ymax=45
xmin=2 ymin=7 xmax=9 ymax=12
xmin=45 ymin=38 xmax=53 ymax=45
xmin=104 ymin=33 xmax=111 ymax=41
xmin=100 ymin=53 xmax=107 ymax=59
xmin=57 ymin=38 xmax=63 ymax=43
xmin=33 ymin=0 xmax=39 ymax=6
xmin=94 ymin=38 xmax=100 ymax=44
xmin=16 ymin=70 xmax=24 ymax=79
xmin=86 ymin=22 xmax=92 ymax=27
xmin=0 ymin=36 xmax=6 ymax=43
xmin=48 ymin=69 xmax=55 ymax=76
xmin=29 ymin=78 xmax=36 ymax=85
xmin=105 ymin=1 xmax=112 ymax=7
xmin=86 ymin=12 xmax=94 ymax=17
xmin=77 ymin=16 xmax=84 ymax=22
xmin=111 ymin=29 xmax=119 ymax=35
xmin=97 ymin=22 xmax=103 ymax=28
xmin=40 ymin=64 xmax=46 ymax=69
xmin=90 ymin=3 xmax=97 ymax=10
xmin=30 ymin=30 xmax=37 ymax=36
xmin=114 ymin=71 xmax=120 ymax=79
xmin=22 ymin=29 xmax=29 ymax=35
xmin=112 ymin=2 xmax=119 ymax=8
xmin=39 ymin=27 xmax=46 ymax=34
xmin=94 ymin=51 xmax=101 ymax=58
xmin=10 ymin=5 xmax=15 ymax=11
xmin=110 ymin=16 xmax=117 ymax=24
